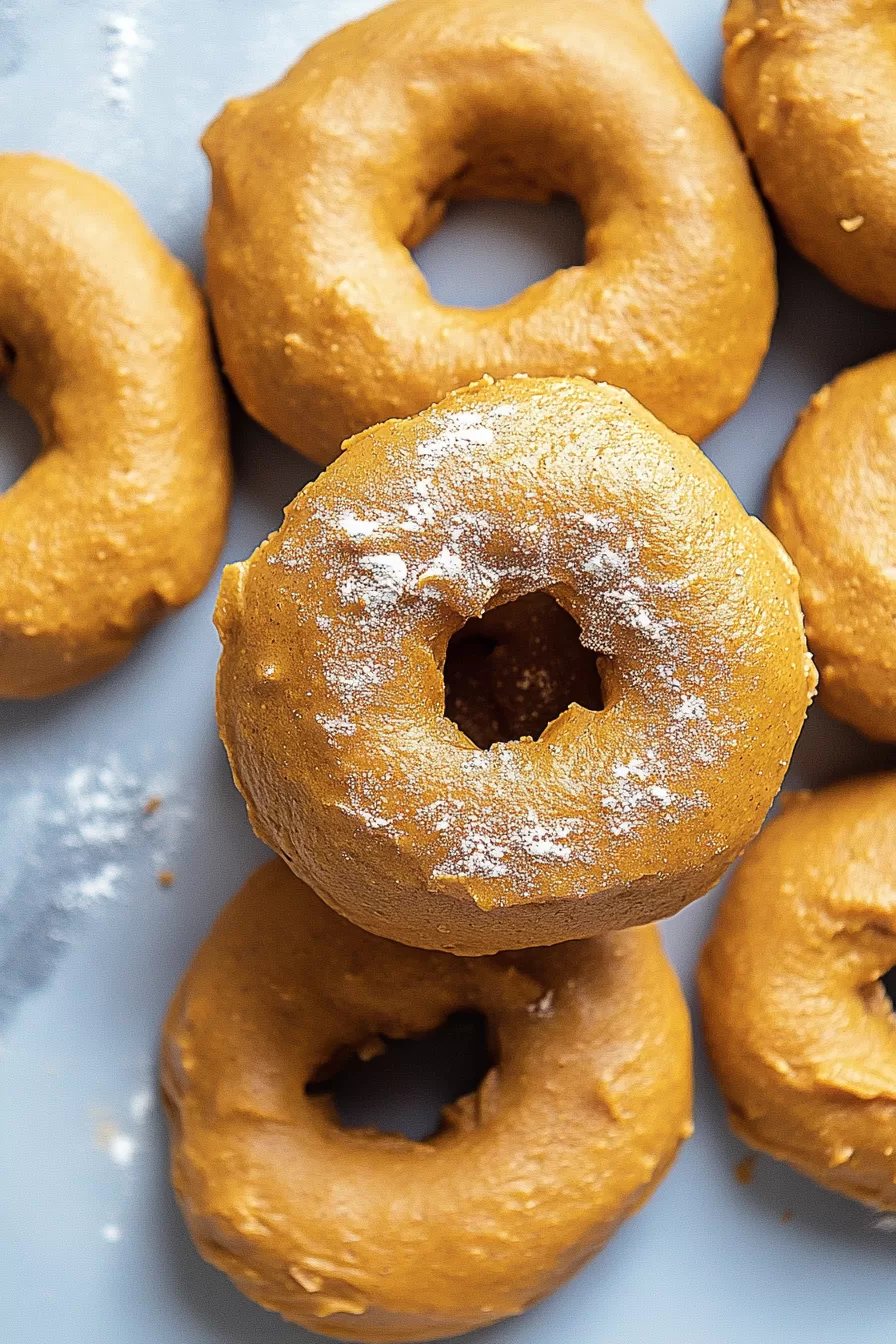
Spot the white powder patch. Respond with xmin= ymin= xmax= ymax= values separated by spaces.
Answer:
xmin=583 ymin=542 xmax=627 ymax=574
xmin=416 ymin=411 xmax=496 ymax=467
xmin=129 ymin=1087 xmax=154 ymax=1124
xmin=69 ymin=863 xmax=124 ymax=908
xmin=404 ymin=481 xmax=438 ymax=528
xmin=337 ymin=800 xmax=396 ymax=832
xmin=518 ymin=814 xmax=572 ymax=860
xmin=340 ymin=553 xmax=409 ymax=611
xmin=102 ymin=8 xmax=152 ymax=109
xmin=603 ymin=584 xmax=676 ymax=646
xmin=598 ymin=751 xmax=701 ymax=838
xmin=0 ymin=752 xmax=192 ymax=1031
xmin=336 ymin=511 xmax=381 ymax=541
xmin=437 ymin=830 xmax=509 ymax=880
xmin=105 ymin=1129 xmax=137 ymax=1166
xmin=417 ymin=546 xmax=465 ymax=587
xmin=673 ymin=695 xmax=708 ymax=722
xmin=429 ymin=800 xmax=582 ymax=889
xmin=324 ymin=660 xmax=388 ymax=698
xmin=317 ymin=715 xmax=357 ymax=737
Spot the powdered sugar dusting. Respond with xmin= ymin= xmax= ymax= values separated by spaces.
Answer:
xmin=673 ymin=695 xmax=708 ymax=722
xmin=519 ymin=812 xmax=573 ymax=860
xmin=337 ymin=511 xmax=381 ymax=542
xmin=600 ymin=750 xmax=704 ymax=839
xmin=102 ymin=7 xmax=152 ymax=110
xmin=0 ymin=752 xmax=192 ymax=1030
xmin=340 ymin=553 xmax=409 ymax=612
xmin=268 ymin=385 xmax=736 ymax=898
xmin=129 ymin=1087 xmax=155 ymax=1124
xmin=416 ymin=410 xmax=496 ymax=467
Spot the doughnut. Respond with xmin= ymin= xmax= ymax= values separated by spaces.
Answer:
xmin=766 ymin=354 xmax=896 ymax=741
xmin=0 ymin=154 xmax=231 ymax=698
xmin=162 ymin=858 xmax=693 ymax=1343
xmin=699 ymin=775 xmax=896 ymax=1209
xmin=724 ymin=0 xmax=896 ymax=308
xmin=203 ymin=0 xmax=776 ymax=466
xmin=215 ymin=376 xmax=816 ymax=955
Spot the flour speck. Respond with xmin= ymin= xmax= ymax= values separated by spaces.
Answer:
xmin=102 ymin=7 xmax=152 ymax=110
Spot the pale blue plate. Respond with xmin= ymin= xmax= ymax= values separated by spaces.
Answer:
xmin=1 ymin=3 xmax=895 ymax=1341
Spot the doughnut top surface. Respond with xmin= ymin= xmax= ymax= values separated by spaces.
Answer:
xmin=163 ymin=858 xmax=693 ymax=1342
xmin=216 ymin=376 xmax=815 ymax=953
xmin=204 ymin=0 xmax=776 ymax=463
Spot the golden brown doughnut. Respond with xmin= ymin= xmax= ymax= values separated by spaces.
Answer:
xmin=203 ymin=0 xmax=776 ymax=466
xmin=699 ymin=775 xmax=896 ymax=1209
xmin=215 ymin=376 xmax=815 ymax=955
xmin=724 ymin=0 xmax=896 ymax=307
xmin=162 ymin=859 xmax=693 ymax=1343
xmin=766 ymin=353 xmax=896 ymax=741
xmin=0 ymin=154 xmax=231 ymax=698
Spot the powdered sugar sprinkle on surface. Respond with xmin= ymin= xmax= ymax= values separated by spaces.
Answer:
xmin=270 ymin=388 xmax=733 ymax=895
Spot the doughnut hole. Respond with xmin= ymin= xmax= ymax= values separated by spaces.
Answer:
xmin=882 ymin=966 xmax=896 ymax=1012
xmin=442 ymin=590 xmax=604 ymax=749
xmin=0 ymin=344 xmax=42 ymax=492
xmin=305 ymin=1010 xmax=495 ymax=1142
xmin=412 ymin=195 xmax=585 ymax=309
xmin=859 ymin=959 xmax=896 ymax=1019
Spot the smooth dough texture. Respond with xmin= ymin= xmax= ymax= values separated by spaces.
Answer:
xmin=0 ymin=154 xmax=231 ymax=698
xmin=204 ymin=0 xmax=776 ymax=465
xmin=767 ymin=353 xmax=896 ymax=741
xmin=163 ymin=859 xmax=693 ymax=1343
xmin=215 ymin=376 xmax=815 ymax=955
xmin=724 ymin=0 xmax=896 ymax=307
xmin=699 ymin=775 xmax=896 ymax=1209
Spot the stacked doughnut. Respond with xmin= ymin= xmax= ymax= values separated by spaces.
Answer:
xmin=165 ymin=378 xmax=813 ymax=1341
xmin=6 ymin=0 xmax=895 ymax=1328
xmin=158 ymin=3 xmax=820 ymax=1337
xmin=692 ymin=0 xmax=896 ymax=1218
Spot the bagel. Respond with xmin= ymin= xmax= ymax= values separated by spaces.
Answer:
xmin=0 ymin=154 xmax=231 ymax=698
xmin=203 ymin=0 xmax=776 ymax=466
xmin=215 ymin=376 xmax=815 ymax=955
xmin=162 ymin=858 xmax=693 ymax=1343
xmin=699 ymin=775 xmax=896 ymax=1209
xmin=724 ymin=0 xmax=896 ymax=308
xmin=766 ymin=353 xmax=896 ymax=741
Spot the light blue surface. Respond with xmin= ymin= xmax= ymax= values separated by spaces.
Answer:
xmin=1 ymin=2 xmax=895 ymax=1341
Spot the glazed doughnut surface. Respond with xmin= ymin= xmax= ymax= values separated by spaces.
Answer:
xmin=699 ymin=775 xmax=896 ymax=1209
xmin=0 ymin=155 xmax=231 ymax=697
xmin=204 ymin=0 xmax=776 ymax=464
xmin=767 ymin=353 xmax=896 ymax=742
xmin=215 ymin=376 xmax=815 ymax=954
xmin=162 ymin=859 xmax=693 ymax=1343
xmin=724 ymin=0 xmax=896 ymax=307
